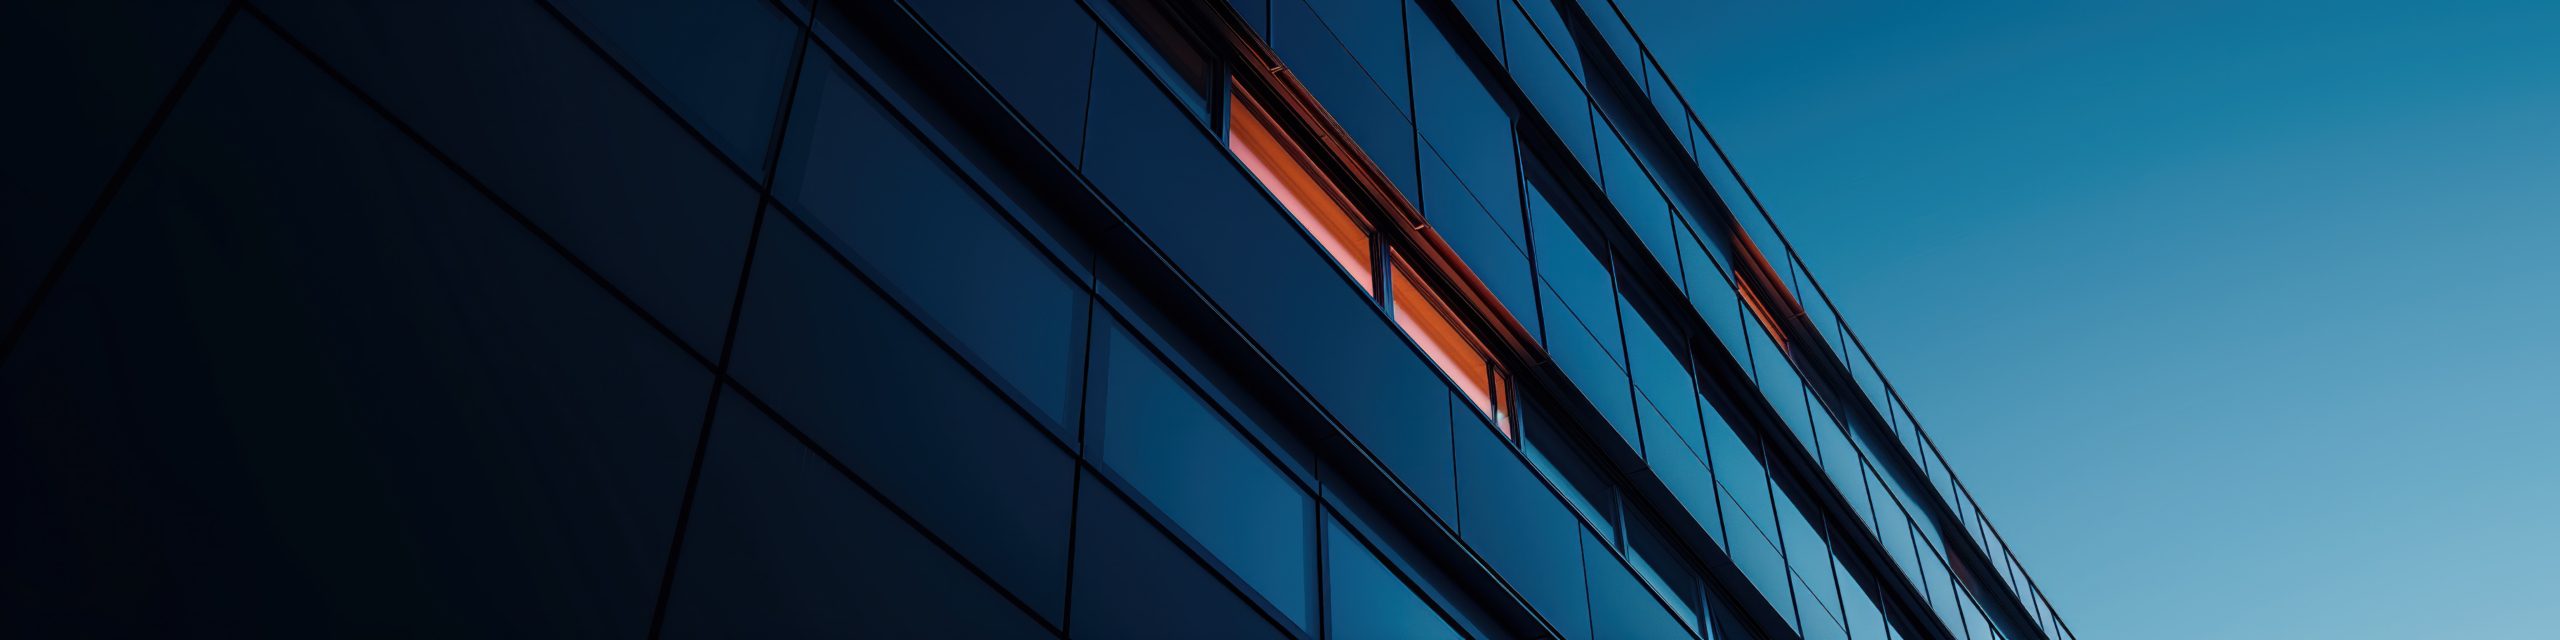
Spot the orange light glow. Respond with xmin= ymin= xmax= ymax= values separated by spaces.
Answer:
xmin=1227 ymin=92 xmax=1375 ymax=293
xmin=1738 ymin=279 xmax=1789 ymax=351
xmin=1393 ymin=257 xmax=1508 ymax=432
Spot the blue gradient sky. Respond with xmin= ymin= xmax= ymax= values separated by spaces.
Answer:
xmin=1618 ymin=0 xmax=2560 ymax=637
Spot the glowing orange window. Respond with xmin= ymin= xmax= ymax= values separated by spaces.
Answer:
xmin=1227 ymin=91 xmax=1375 ymax=293
xmin=1392 ymin=255 xmax=1510 ymax=431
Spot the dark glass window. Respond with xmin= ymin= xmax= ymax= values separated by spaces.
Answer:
xmin=776 ymin=60 xmax=1089 ymax=430
xmin=547 ymin=0 xmax=799 ymax=168
xmin=1093 ymin=322 xmax=1316 ymax=630
xmin=1104 ymin=0 xmax=1220 ymax=113
xmin=1325 ymin=519 xmax=1463 ymax=640
xmin=1521 ymin=402 xmax=1619 ymax=538
xmin=1625 ymin=512 xmax=1708 ymax=628
xmin=662 ymin=392 xmax=1052 ymax=637
xmin=1069 ymin=473 xmax=1292 ymax=640
xmin=1529 ymin=176 xmax=1618 ymax=359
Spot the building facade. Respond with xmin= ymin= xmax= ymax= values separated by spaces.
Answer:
xmin=1 ymin=0 xmax=2074 ymax=638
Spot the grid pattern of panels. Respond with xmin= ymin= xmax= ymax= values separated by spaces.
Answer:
xmin=0 ymin=0 xmax=2070 ymax=639
xmin=0 ymin=1 xmax=1470 ymax=638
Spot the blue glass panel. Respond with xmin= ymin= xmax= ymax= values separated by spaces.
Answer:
xmin=1603 ymin=136 xmax=1681 ymax=274
xmin=1456 ymin=425 xmax=1590 ymax=640
xmin=1544 ymin=283 xmax=1638 ymax=446
xmin=549 ymin=0 xmax=799 ymax=169
xmin=1083 ymin=48 xmax=1458 ymax=518
xmin=1587 ymin=531 xmax=1696 ymax=640
xmin=1411 ymin=6 xmax=1521 ymax=244
xmin=1640 ymin=421 xmax=1721 ymax=544
xmin=1624 ymin=299 xmax=1700 ymax=451
xmin=1327 ymin=519 xmax=1463 ymax=640
xmin=1725 ymin=524 xmax=1795 ymax=630
xmin=1679 ymin=223 xmax=1751 ymax=367
xmin=727 ymin=222 xmax=1075 ymax=621
xmin=1834 ymin=559 xmax=1891 ymax=640
xmin=1093 ymin=323 xmax=1316 ymax=629
xmin=1581 ymin=0 xmax=1649 ymax=85
xmin=775 ymin=60 xmax=1089 ymax=430
xmin=1505 ymin=2 xmax=1593 ymax=168
xmin=1226 ymin=0 xmax=1271 ymax=39
xmin=1529 ymin=183 xmax=1617 ymax=356
xmin=1510 ymin=0 xmax=1578 ymax=77
xmin=1749 ymin=324 xmax=1814 ymax=437
xmin=1521 ymin=401 xmax=1618 ymax=538
xmin=1299 ymin=0 xmax=1408 ymax=111
xmin=0 ymin=27 xmax=706 ymax=633
xmin=1624 ymin=515 xmax=1706 ymax=632
xmin=1447 ymin=0 xmax=1501 ymax=56
xmin=1273 ymin=0 xmax=1418 ymax=202
xmin=250 ymin=0 xmax=764 ymax=353
xmin=1423 ymin=149 xmax=1536 ymax=337
xmin=1070 ymin=473 xmax=1292 ymax=640
xmin=1703 ymin=412 xmax=1772 ymax=540
xmin=902 ymin=0 xmax=1097 ymax=159
xmin=1776 ymin=499 xmax=1841 ymax=631
xmin=662 ymin=391 xmax=1053 ymax=638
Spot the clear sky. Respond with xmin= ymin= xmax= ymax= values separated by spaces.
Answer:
xmin=1615 ymin=0 xmax=2560 ymax=637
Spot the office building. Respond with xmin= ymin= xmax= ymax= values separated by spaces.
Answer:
xmin=1 ymin=0 xmax=2074 ymax=638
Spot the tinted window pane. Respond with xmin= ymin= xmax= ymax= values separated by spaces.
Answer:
xmin=1626 ymin=514 xmax=1707 ymax=630
xmin=549 ymin=0 xmax=800 ymax=168
xmin=902 ymin=0 xmax=1097 ymax=159
xmin=1327 ymin=519 xmax=1462 ymax=640
xmin=777 ymin=60 xmax=1088 ymax=429
xmin=727 ymin=222 xmax=1075 ymax=621
xmin=1423 ymin=149 xmax=1536 ymax=338
xmin=1069 ymin=473 xmax=1292 ymax=640
xmin=1521 ymin=402 xmax=1617 ymax=539
xmin=1411 ymin=5 xmax=1520 ymax=244
xmin=1298 ymin=0 xmax=1407 ymax=110
xmin=1456 ymin=425 xmax=1590 ymax=640
xmin=1544 ymin=282 xmax=1637 ymax=444
xmin=1530 ymin=180 xmax=1616 ymax=354
xmin=662 ymin=392 xmax=1051 ymax=638
xmin=1094 ymin=324 xmax=1316 ymax=630
xmin=1586 ymin=531 xmax=1696 ymax=640
xmin=1273 ymin=0 xmax=1418 ymax=201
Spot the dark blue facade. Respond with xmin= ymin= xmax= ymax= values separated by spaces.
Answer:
xmin=0 ymin=1 xmax=2073 ymax=638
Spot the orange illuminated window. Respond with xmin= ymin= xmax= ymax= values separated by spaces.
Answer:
xmin=1393 ymin=255 xmax=1510 ymax=431
xmin=1226 ymin=82 xmax=1513 ymax=437
xmin=1738 ymin=280 xmax=1789 ymax=350
xmin=1227 ymin=91 xmax=1375 ymax=293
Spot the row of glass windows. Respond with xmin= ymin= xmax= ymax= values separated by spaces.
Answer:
xmin=1196 ymin=1 xmax=2055 ymax=639
xmin=916 ymin=0 xmax=2043 ymax=637
xmin=1200 ymin=4 xmax=1894 ymax=640
xmin=758 ymin=6 xmax=1518 ymax=638
xmin=1100 ymin=2 xmax=1761 ymax=639
xmin=1450 ymin=2 xmax=2068 ymax=637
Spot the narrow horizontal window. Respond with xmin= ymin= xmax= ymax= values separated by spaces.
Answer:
xmin=1393 ymin=254 xmax=1508 ymax=430
xmin=1226 ymin=73 xmax=1512 ymax=437
xmin=1228 ymin=90 xmax=1376 ymax=293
